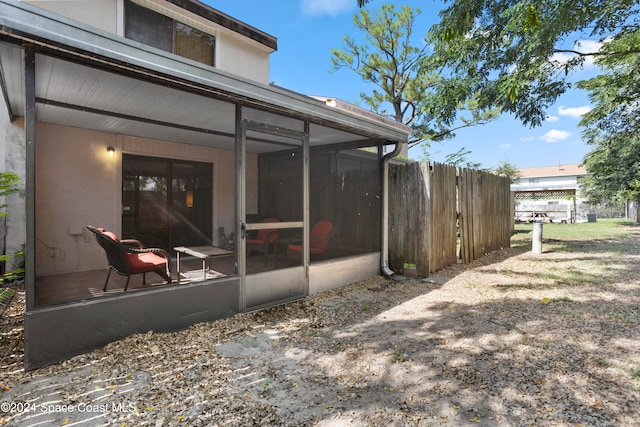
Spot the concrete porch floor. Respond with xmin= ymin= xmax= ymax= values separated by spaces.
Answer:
xmin=35 ymin=252 xmax=290 ymax=307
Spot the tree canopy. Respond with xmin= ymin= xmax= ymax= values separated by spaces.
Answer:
xmin=431 ymin=0 xmax=639 ymax=128
xmin=493 ymin=160 xmax=522 ymax=184
xmin=356 ymin=0 xmax=639 ymax=203
xmin=357 ymin=0 xmax=639 ymax=127
xmin=331 ymin=4 xmax=499 ymax=156
xmin=578 ymin=30 xmax=640 ymax=219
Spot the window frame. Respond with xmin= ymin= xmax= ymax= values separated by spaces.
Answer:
xmin=124 ymin=0 xmax=216 ymax=67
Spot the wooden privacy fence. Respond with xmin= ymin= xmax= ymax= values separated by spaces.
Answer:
xmin=389 ymin=162 xmax=512 ymax=276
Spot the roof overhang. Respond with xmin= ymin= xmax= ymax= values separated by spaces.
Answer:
xmin=0 ymin=0 xmax=411 ymax=153
xmin=514 ymin=189 xmax=578 ymax=200
xmin=164 ymin=0 xmax=278 ymax=51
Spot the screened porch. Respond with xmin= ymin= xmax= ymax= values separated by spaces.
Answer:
xmin=0 ymin=0 xmax=410 ymax=368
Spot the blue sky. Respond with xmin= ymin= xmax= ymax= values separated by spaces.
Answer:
xmin=204 ymin=0 xmax=598 ymax=170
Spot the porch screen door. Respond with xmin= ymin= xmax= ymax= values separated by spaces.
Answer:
xmin=239 ymin=120 xmax=308 ymax=311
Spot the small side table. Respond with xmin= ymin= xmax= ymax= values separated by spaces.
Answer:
xmin=174 ymin=246 xmax=234 ymax=282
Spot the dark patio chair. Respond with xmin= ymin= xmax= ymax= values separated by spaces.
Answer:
xmin=287 ymin=220 xmax=336 ymax=264
xmin=87 ymin=225 xmax=171 ymax=291
xmin=246 ymin=217 xmax=280 ymax=266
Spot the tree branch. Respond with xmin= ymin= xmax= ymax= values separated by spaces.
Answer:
xmin=553 ymin=49 xmax=640 ymax=57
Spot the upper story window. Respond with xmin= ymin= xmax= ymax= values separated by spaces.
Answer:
xmin=528 ymin=178 xmax=540 ymax=185
xmin=124 ymin=0 xmax=215 ymax=67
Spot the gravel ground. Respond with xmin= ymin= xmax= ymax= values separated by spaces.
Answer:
xmin=1 ymin=227 xmax=639 ymax=426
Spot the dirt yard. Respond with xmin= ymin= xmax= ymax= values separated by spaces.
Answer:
xmin=1 ymin=225 xmax=639 ymax=426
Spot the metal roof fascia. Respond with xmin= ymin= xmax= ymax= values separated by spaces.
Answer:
xmin=0 ymin=0 xmax=410 ymax=144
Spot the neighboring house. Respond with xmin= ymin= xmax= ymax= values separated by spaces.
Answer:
xmin=511 ymin=164 xmax=586 ymax=223
xmin=0 ymin=0 xmax=411 ymax=368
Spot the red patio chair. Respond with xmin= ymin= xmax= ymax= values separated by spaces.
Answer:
xmin=246 ymin=217 xmax=280 ymax=266
xmin=87 ymin=225 xmax=171 ymax=291
xmin=287 ymin=220 xmax=335 ymax=263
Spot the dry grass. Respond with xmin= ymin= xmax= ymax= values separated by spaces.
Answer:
xmin=1 ymin=222 xmax=639 ymax=426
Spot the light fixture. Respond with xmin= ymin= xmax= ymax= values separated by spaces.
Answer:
xmin=107 ymin=146 xmax=115 ymax=157
xmin=185 ymin=191 xmax=194 ymax=208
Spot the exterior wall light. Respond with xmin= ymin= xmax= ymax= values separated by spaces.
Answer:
xmin=107 ymin=146 xmax=115 ymax=157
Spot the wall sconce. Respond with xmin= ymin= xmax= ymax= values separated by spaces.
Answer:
xmin=185 ymin=191 xmax=194 ymax=208
xmin=107 ymin=146 xmax=115 ymax=157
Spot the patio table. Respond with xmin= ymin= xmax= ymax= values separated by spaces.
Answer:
xmin=174 ymin=245 xmax=234 ymax=282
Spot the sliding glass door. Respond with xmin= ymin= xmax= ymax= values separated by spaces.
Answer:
xmin=122 ymin=154 xmax=212 ymax=249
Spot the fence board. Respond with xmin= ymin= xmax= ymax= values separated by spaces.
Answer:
xmin=428 ymin=162 xmax=458 ymax=272
xmin=389 ymin=162 xmax=511 ymax=276
xmin=458 ymin=168 xmax=512 ymax=264
xmin=389 ymin=162 xmax=430 ymax=276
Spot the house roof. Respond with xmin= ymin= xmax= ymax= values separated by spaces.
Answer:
xmin=518 ymin=164 xmax=586 ymax=179
xmin=0 ymin=1 xmax=411 ymax=154
xmin=165 ymin=0 xmax=277 ymax=51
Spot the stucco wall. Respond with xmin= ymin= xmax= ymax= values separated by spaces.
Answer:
xmin=35 ymin=123 xmax=253 ymax=276
xmin=216 ymin=34 xmax=271 ymax=84
xmin=25 ymin=0 xmax=119 ymax=33
xmin=0 ymin=101 xmax=26 ymax=273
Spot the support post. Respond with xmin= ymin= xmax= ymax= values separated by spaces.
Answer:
xmin=532 ymin=222 xmax=543 ymax=254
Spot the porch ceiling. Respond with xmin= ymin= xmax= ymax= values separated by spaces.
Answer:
xmin=0 ymin=44 xmax=371 ymax=154
xmin=0 ymin=1 xmax=411 ymax=154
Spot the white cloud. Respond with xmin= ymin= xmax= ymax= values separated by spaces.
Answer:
xmin=545 ymin=115 xmax=559 ymax=122
xmin=549 ymin=51 xmax=573 ymax=65
xmin=520 ymin=136 xmax=535 ymax=142
xmin=499 ymin=144 xmax=511 ymax=150
xmin=540 ymin=129 xmax=571 ymax=143
xmin=300 ymin=0 xmax=353 ymax=16
xmin=575 ymin=39 xmax=608 ymax=67
xmin=558 ymin=105 xmax=592 ymax=117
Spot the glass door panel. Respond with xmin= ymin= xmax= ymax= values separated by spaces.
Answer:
xmin=122 ymin=155 xmax=212 ymax=250
xmin=170 ymin=162 xmax=213 ymax=247
xmin=122 ymin=156 xmax=169 ymax=248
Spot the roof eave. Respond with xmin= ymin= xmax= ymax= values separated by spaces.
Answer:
xmin=165 ymin=0 xmax=277 ymax=51
xmin=0 ymin=0 xmax=410 ymax=144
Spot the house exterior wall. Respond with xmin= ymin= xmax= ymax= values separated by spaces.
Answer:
xmin=309 ymin=253 xmax=380 ymax=295
xmin=34 ymin=122 xmax=254 ymax=276
xmin=512 ymin=167 xmax=587 ymax=222
xmin=25 ymin=0 xmax=119 ymax=33
xmin=512 ymin=175 xmax=581 ymax=190
xmin=35 ymin=124 xmax=118 ymax=276
xmin=216 ymin=33 xmax=271 ymax=84
xmin=0 ymin=104 xmax=26 ymax=273
xmin=23 ymin=0 xmax=272 ymax=83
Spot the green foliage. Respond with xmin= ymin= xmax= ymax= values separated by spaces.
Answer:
xmin=354 ymin=0 xmax=640 ymax=181
xmin=356 ymin=1 xmax=639 ymax=127
xmin=392 ymin=346 xmax=406 ymax=363
xmin=443 ymin=147 xmax=482 ymax=169
xmin=513 ymin=218 xmax=634 ymax=241
xmin=0 ymin=172 xmax=24 ymax=283
xmin=429 ymin=0 xmax=640 ymax=127
xmin=578 ymin=30 xmax=640 ymax=210
xmin=631 ymin=365 xmax=640 ymax=381
xmin=0 ymin=172 xmax=21 ymax=218
xmin=493 ymin=160 xmax=522 ymax=183
xmin=0 ymin=286 xmax=15 ymax=300
xmin=332 ymin=4 xmax=499 ymax=153
xmin=0 ymin=254 xmax=24 ymax=284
